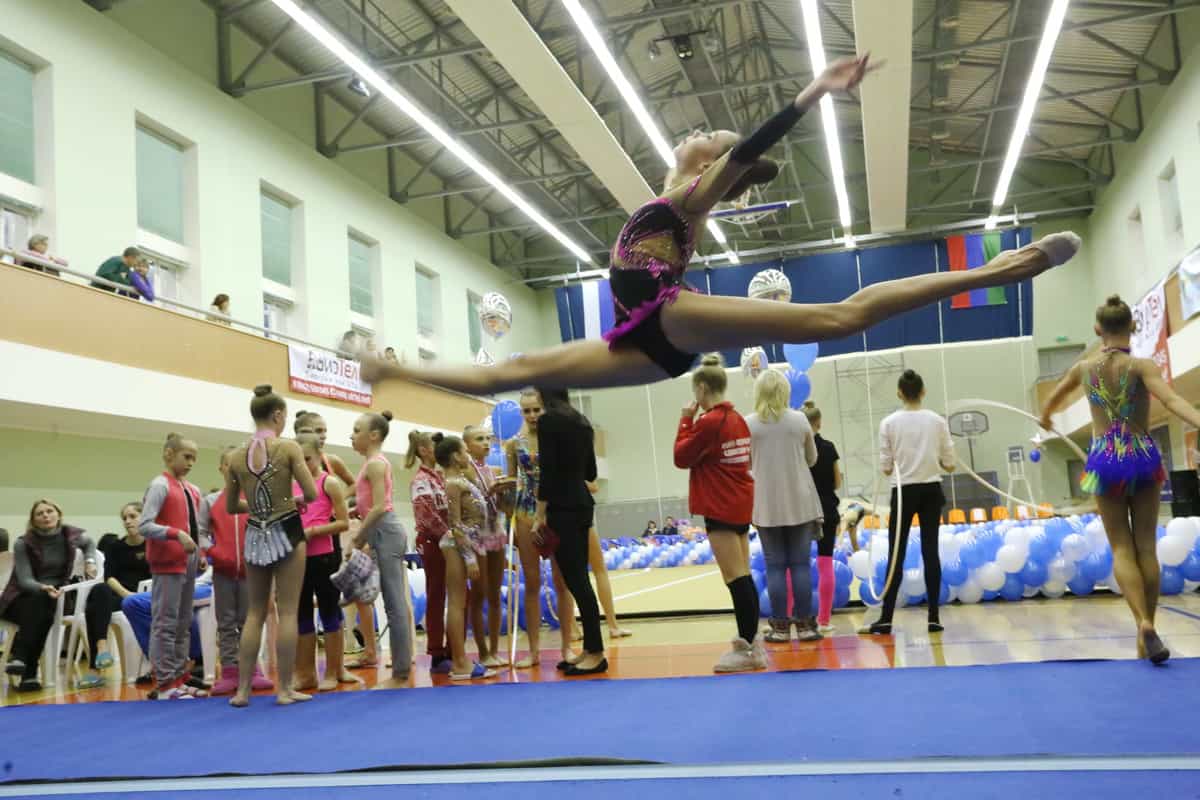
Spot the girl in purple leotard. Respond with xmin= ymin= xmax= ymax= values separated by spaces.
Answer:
xmin=363 ymin=55 xmax=1080 ymax=395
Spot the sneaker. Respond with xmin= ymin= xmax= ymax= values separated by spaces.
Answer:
xmin=794 ymin=617 xmax=823 ymax=642
xmin=713 ymin=638 xmax=766 ymax=673
xmin=76 ymin=673 xmax=105 ymax=690
xmin=764 ymin=621 xmax=790 ymax=644
xmin=430 ymin=657 xmax=453 ymax=675
xmin=817 ymin=622 xmax=836 ymax=635
xmin=186 ymin=675 xmax=212 ymax=692
xmin=155 ymin=679 xmax=195 ymax=700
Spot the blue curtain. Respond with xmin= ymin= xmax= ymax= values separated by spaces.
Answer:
xmin=553 ymin=227 xmax=1034 ymax=366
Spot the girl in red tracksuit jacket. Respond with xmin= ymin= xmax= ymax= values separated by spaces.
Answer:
xmin=199 ymin=448 xmax=274 ymax=696
xmin=674 ymin=354 xmax=764 ymax=673
xmin=138 ymin=433 xmax=206 ymax=699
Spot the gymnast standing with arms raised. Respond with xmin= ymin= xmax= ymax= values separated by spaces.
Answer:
xmin=361 ymin=55 xmax=1080 ymax=395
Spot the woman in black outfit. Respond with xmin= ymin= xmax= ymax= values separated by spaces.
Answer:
xmin=802 ymin=402 xmax=842 ymax=634
xmin=531 ymin=387 xmax=606 ymax=676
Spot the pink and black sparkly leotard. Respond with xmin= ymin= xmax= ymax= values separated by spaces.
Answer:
xmin=602 ymin=102 xmax=806 ymax=378
xmin=604 ymin=176 xmax=704 ymax=378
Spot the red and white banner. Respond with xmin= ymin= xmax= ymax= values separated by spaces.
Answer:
xmin=287 ymin=345 xmax=373 ymax=407
xmin=1131 ymin=280 xmax=1172 ymax=384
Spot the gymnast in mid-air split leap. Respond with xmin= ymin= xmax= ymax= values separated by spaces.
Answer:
xmin=361 ymin=54 xmax=1082 ymax=395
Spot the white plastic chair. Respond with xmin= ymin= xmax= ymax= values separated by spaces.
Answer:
xmin=58 ymin=550 xmax=104 ymax=688
xmin=0 ymin=552 xmax=24 ymax=687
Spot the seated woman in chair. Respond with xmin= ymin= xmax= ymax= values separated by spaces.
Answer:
xmin=0 ymin=499 xmax=113 ymax=691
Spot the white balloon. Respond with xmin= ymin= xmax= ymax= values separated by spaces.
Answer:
xmin=849 ymin=549 xmax=871 ymax=580
xmin=902 ymin=568 xmax=925 ymax=597
xmin=1047 ymin=557 xmax=1076 ymax=583
xmin=977 ymin=562 xmax=1006 ymax=592
xmin=938 ymin=531 xmax=960 ymax=563
xmin=1060 ymin=533 xmax=1088 ymax=562
xmin=957 ymin=578 xmax=984 ymax=604
xmin=1041 ymin=579 xmax=1067 ymax=598
xmin=409 ymin=569 xmax=426 ymax=598
xmin=1157 ymin=534 xmax=1190 ymax=567
xmin=479 ymin=292 xmax=513 ymax=339
xmin=1167 ymin=517 xmax=1199 ymax=549
xmin=1022 ymin=586 xmax=1040 ymax=598
xmin=996 ymin=544 xmax=1027 ymax=574
xmin=740 ymin=347 xmax=768 ymax=379
xmin=1004 ymin=527 xmax=1031 ymax=550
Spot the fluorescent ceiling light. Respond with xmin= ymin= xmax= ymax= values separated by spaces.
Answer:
xmin=560 ymin=0 xmax=741 ymax=264
xmin=268 ymin=0 xmax=593 ymax=263
xmin=799 ymin=0 xmax=853 ymax=235
xmin=988 ymin=0 xmax=1070 ymax=213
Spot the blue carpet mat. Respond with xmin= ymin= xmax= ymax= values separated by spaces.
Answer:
xmin=2 ymin=658 xmax=1198 ymax=785
xmin=14 ymin=771 xmax=1200 ymax=800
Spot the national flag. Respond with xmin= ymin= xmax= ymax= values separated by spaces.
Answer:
xmin=947 ymin=232 xmax=1008 ymax=309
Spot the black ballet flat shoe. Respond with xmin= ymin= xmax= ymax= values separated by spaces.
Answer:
xmin=564 ymin=659 xmax=608 ymax=677
xmin=17 ymin=678 xmax=42 ymax=692
xmin=5 ymin=660 xmax=26 ymax=677
xmin=186 ymin=676 xmax=212 ymax=691
xmin=868 ymin=622 xmax=893 ymax=636
xmin=928 ymin=621 xmax=944 ymax=633
xmin=556 ymin=660 xmax=575 ymax=672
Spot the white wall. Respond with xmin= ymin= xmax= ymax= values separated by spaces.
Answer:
xmin=0 ymin=0 xmax=559 ymax=363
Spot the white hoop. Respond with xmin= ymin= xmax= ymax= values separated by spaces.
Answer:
xmin=947 ymin=398 xmax=1095 ymax=517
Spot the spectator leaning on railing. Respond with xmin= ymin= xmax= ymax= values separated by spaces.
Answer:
xmin=16 ymin=235 xmax=68 ymax=276
xmin=94 ymin=246 xmax=142 ymax=298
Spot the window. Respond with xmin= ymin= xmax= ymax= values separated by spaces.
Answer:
xmin=261 ymin=191 xmax=294 ymax=286
xmin=348 ymin=234 xmax=374 ymax=317
xmin=1128 ymin=206 xmax=1147 ymax=277
xmin=467 ymin=291 xmax=483 ymax=355
xmin=142 ymin=251 xmax=185 ymax=303
xmin=415 ymin=268 xmax=438 ymax=338
xmin=0 ymin=52 xmax=35 ymax=184
xmin=418 ymin=347 xmax=437 ymax=366
xmin=0 ymin=206 xmax=31 ymax=261
xmin=1158 ymin=160 xmax=1183 ymax=260
xmin=263 ymin=297 xmax=292 ymax=339
xmin=136 ymin=126 xmax=186 ymax=244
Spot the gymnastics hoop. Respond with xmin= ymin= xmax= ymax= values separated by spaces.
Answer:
xmin=868 ymin=465 xmax=905 ymax=607
xmin=946 ymin=398 xmax=1095 ymax=518
xmin=505 ymin=509 xmax=519 ymax=667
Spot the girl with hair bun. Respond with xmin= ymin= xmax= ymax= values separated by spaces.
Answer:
xmin=801 ymin=401 xmax=845 ymax=634
xmin=674 ymin=354 xmax=762 ymax=672
xmin=350 ymin=410 xmax=414 ymax=688
xmin=224 ymin=385 xmax=318 ymax=707
xmin=1041 ymin=294 xmax=1200 ymax=663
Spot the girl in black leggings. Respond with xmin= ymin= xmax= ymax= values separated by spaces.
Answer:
xmin=802 ymin=402 xmax=843 ymax=634
xmin=867 ymin=370 xmax=956 ymax=635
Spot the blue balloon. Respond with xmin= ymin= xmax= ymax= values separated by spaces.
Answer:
xmin=859 ymin=577 xmax=881 ymax=606
xmin=1180 ymin=552 xmax=1200 ymax=582
xmin=904 ymin=540 xmax=920 ymax=569
xmin=1000 ymin=573 xmax=1024 ymax=601
xmin=906 ymin=592 xmax=926 ymax=606
xmin=485 ymin=441 xmax=506 ymax=470
xmin=785 ymin=369 xmax=811 ymax=408
xmin=939 ymin=582 xmax=951 ymax=604
xmin=982 ymin=589 xmax=999 ymax=602
xmin=1020 ymin=559 xmax=1049 ymax=587
xmin=835 ymin=582 xmax=851 ymax=608
xmin=1067 ymin=574 xmax=1094 ymax=596
xmin=751 ymin=568 xmax=766 ymax=592
xmin=961 ymin=540 xmax=986 ymax=569
xmin=1082 ymin=551 xmax=1113 ymax=584
xmin=834 ymin=561 xmax=854 ymax=588
xmin=759 ymin=587 xmax=773 ymax=618
xmin=492 ymin=400 xmax=523 ymax=440
xmin=942 ymin=559 xmax=968 ymax=586
xmin=783 ymin=342 xmax=819 ymax=372
xmin=834 ymin=550 xmax=849 ymax=565
xmin=1028 ymin=532 xmax=1055 ymax=564
xmin=1161 ymin=566 xmax=1185 ymax=596
xmin=1029 ymin=449 xmax=1041 ymax=463
xmin=873 ymin=559 xmax=889 ymax=588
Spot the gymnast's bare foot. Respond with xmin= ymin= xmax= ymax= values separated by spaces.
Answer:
xmin=276 ymin=689 xmax=312 ymax=705
xmin=229 ymin=692 xmax=250 ymax=708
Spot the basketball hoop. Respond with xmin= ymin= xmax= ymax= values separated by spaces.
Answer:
xmin=710 ymin=200 xmax=792 ymax=231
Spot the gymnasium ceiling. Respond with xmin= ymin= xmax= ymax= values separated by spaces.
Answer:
xmin=92 ymin=0 xmax=1198 ymax=279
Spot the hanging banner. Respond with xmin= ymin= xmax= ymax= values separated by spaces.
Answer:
xmin=287 ymin=345 xmax=373 ymax=407
xmin=1131 ymin=279 xmax=1171 ymax=384
xmin=1178 ymin=244 xmax=1200 ymax=322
